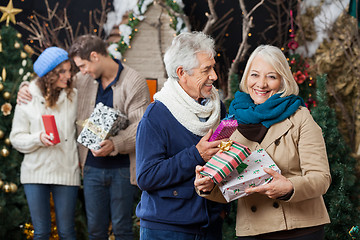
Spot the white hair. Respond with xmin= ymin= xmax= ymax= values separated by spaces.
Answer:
xmin=164 ymin=31 xmax=216 ymax=79
xmin=240 ymin=45 xmax=299 ymax=97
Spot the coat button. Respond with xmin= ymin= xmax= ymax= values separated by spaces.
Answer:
xmin=173 ymin=190 xmax=178 ymax=196
xmin=251 ymin=206 xmax=257 ymax=212
xmin=273 ymin=202 xmax=279 ymax=208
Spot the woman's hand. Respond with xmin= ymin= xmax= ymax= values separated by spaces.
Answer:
xmin=245 ymin=168 xmax=293 ymax=199
xmin=194 ymin=165 xmax=215 ymax=192
xmin=40 ymin=132 xmax=55 ymax=146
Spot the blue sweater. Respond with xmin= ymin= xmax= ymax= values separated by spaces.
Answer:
xmin=136 ymin=100 xmax=226 ymax=234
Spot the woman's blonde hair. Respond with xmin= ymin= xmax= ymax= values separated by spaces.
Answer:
xmin=239 ymin=45 xmax=299 ymax=97
xmin=36 ymin=60 xmax=74 ymax=108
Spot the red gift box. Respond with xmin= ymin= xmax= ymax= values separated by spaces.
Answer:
xmin=209 ymin=118 xmax=238 ymax=142
xmin=200 ymin=141 xmax=250 ymax=184
xmin=42 ymin=115 xmax=60 ymax=144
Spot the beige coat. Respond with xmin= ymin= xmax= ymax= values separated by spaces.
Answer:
xmin=75 ymin=64 xmax=150 ymax=185
xmin=203 ymin=107 xmax=331 ymax=236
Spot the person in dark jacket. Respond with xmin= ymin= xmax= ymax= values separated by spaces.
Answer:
xmin=135 ymin=31 xmax=227 ymax=240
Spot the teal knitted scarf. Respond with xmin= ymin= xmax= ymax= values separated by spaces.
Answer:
xmin=229 ymin=91 xmax=305 ymax=128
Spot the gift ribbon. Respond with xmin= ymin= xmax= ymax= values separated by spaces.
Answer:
xmin=218 ymin=140 xmax=233 ymax=153
xmin=78 ymin=119 xmax=107 ymax=139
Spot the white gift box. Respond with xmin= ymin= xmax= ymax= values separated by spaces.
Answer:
xmin=218 ymin=149 xmax=281 ymax=202
xmin=77 ymin=102 xmax=128 ymax=150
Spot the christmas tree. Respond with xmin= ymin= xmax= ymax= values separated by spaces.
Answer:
xmin=0 ymin=24 xmax=33 ymax=239
xmin=310 ymin=74 xmax=360 ymax=239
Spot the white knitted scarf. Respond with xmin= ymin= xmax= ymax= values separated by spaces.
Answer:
xmin=154 ymin=78 xmax=221 ymax=136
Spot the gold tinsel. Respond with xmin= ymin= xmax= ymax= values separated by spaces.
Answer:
xmin=23 ymin=193 xmax=60 ymax=239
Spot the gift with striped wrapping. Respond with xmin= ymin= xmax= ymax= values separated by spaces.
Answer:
xmin=200 ymin=141 xmax=251 ymax=184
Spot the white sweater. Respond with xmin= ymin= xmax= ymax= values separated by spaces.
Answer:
xmin=10 ymin=80 xmax=80 ymax=186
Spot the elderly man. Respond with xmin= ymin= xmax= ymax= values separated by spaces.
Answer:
xmin=135 ymin=31 xmax=227 ymax=240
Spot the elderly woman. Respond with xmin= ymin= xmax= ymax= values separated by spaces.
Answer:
xmin=10 ymin=47 xmax=80 ymax=240
xmin=195 ymin=45 xmax=331 ymax=240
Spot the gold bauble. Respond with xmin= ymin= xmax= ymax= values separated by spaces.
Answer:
xmin=17 ymin=33 xmax=22 ymax=38
xmin=3 ymin=183 xmax=10 ymax=193
xmin=0 ymin=179 xmax=3 ymax=188
xmin=0 ymin=130 xmax=4 ymax=139
xmin=0 ymin=83 xmax=3 ymax=91
xmin=9 ymin=183 xmax=17 ymax=193
xmin=20 ymin=51 xmax=27 ymax=59
xmin=14 ymin=41 xmax=20 ymax=49
xmin=3 ymin=91 xmax=10 ymax=100
xmin=1 ymin=147 xmax=9 ymax=157
xmin=4 ymin=138 xmax=10 ymax=146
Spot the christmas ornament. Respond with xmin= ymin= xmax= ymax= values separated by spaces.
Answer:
xmin=21 ymin=51 xmax=27 ymax=58
xmin=24 ymin=44 xmax=34 ymax=57
xmin=9 ymin=183 xmax=17 ymax=193
xmin=0 ymin=0 xmax=23 ymax=26
xmin=0 ymin=82 xmax=3 ymax=91
xmin=1 ymin=67 xmax=6 ymax=81
xmin=14 ymin=41 xmax=20 ymax=48
xmin=19 ymin=68 xmax=24 ymax=75
xmin=17 ymin=32 xmax=21 ymax=38
xmin=3 ymin=91 xmax=10 ymax=100
xmin=1 ymin=102 xmax=12 ymax=116
xmin=1 ymin=147 xmax=9 ymax=157
xmin=0 ymin=130 xmax=4 ymax=139
xmin=3 ymin=183 xmax=10 ymax=193
xmin=0 ymin=35 xmax=2 ymax=52
xmin=0 ymin=179 xmax=3 ymax=188
xmin=4 ymin=138 xmax=10 ymax=146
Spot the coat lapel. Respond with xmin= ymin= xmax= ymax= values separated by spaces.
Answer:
xmin=260 ymin=118 xmax=293 ymax=150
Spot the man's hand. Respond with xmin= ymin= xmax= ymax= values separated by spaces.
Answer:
xmin=196 ymin=129 xmax=224 ymax=162
xmin=194 ymin=165 xmax=215 ymax=192
xmin=91 ymin=139 xmax=115 ymax=157
xmin=245 ymin=168 xmax=293 ymax=199
xmin=17 ymin=84 xmax=32 ymax=105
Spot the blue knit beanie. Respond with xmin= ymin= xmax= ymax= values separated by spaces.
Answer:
xmin=33 ymin=47 xmax=69 ymax=77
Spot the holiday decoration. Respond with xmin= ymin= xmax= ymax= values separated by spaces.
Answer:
xmin=218 ymin=149 xmax=281 ymax=202
xmin=1 ymin=147 xmax=9 ymax=157
xmin=1 ymin=102 xmax=12 ymax=116
xmin=4 ymin=138 xmax=10 ymax=146
xmin=0 ymin=25 xmax=33 ymax=238
xmin=349 ymin=226 xmax=360 ymax=239
xmin=310 ymin=75 xmax=360 ymax=240
xmin=3 ymin=183 xmax=11 ymax=192
xmin=0 ymin=0 xmax=22 ymax=26
xmin=3 ymin=91 xmax=10 ymax=100
xmin=2 ymin=67 xmax=6 ymax=81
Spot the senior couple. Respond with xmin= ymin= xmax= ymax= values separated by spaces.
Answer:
xmin=15 ymin=31 xmax=330 ymax=240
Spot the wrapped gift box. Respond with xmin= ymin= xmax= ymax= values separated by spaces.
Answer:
xmin=42 ymin=115 xmax=60 ymax=144
xmin=218 ymin=149 xmax=281 ymax=202
xmin=200 ymin=141 xmax=251 ymax=184
xmin=77 ymin=102 xmax=128 ymax=150
xmin=209 ymin=115 xmax=238 ymax=142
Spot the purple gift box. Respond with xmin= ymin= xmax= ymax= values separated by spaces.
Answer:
xmin=209 ymin=117 xmax=238 ymax=142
